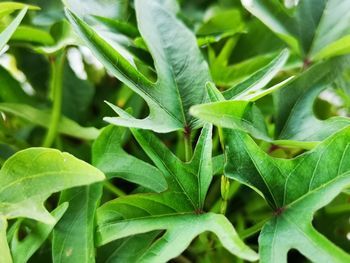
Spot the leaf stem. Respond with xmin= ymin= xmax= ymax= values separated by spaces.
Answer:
xmin=238 ymin=217 xmax=270 ymax=240
xmin=43 ymin=50 xmax=65 ymax=148
xmin=103 ymin=181 xmax=126 ymax=197
xmin=0 ymin=217 xmax=11 ymax=263
xmin=184 ymin=126 xmax=192 ymax=162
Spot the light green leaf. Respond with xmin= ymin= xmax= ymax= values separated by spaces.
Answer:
xmin=190 ymin=98 xmax=270 ymax=142
xmin=65 ymin=0 xmax=211 ymax=133
xmin=98 ymin=213 xmax=258 ymax=262
xmin=223 ymin=127 xmax=350 ymax=262
xmin=0 ymin=8 xmax=27 ymax=52
xmin=96 ymin=124 xmax=258 ymax=262
xmin=197 ymin=9 xmax=245 ymax=39
xmin=92 ymin=125 xmax=167 ymax=192
xmin=52 ymin=185 xmax=102 ymax=263
xmin=0 ymin=217 xmax=11 ymax=263
xmin=222 ymin=49 xmax=290 ymax=100
xmin=274 ymin=57 xmax=350 ymax=142
xmin=310 ymin=0 xmax=350 ymax=59
xmin=11 ymin=203 xmax=68 ymax=263
xmin=0 ymin=103 xmax=100 ymax=140
xmin=0 ymin=147 xmax=104 ymax=223
xmin=7 ymin=26 xmax=55 ymax=45
xmin=0 ymin=2 xmax=38 ymax=18
xmin=313 ymin=35 xmax=350 ymax=60
xmin=64 ymin=0 xmax=129 ymax=21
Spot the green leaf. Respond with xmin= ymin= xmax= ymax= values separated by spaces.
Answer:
xmin=11 ymin=203 xmax=68 ymax=263
xmin=242 ymin=0 xmax=350 ymax=60
xmin=52 ymin=185 xmax=102 ymax=263
xmin=92 ymin=125 xmax=166 ymax=192
xmin=65 ymin=0 xmax=211 ymax=133
xmin=309 ymin=0 xmax=350 ymax=60
xmin=7 ymin=26 xmax=55 ymax=45
xmin=197 ymin=9 xmax=245 ymax=38
xmin=0 ymin=217 xmax=11 ymax=263
xmin=0 ymin=8 xmax=27 ymax=52
xmin=191 ymin=98 xmax=270 ymax=142
xmin=222 ymin=49 xmax=290 ymax=100
xmin=0 ymin=103 xmax=100 ymax=140
xmin=274 ymin=57 xmax=350 ymax=142
xmin=96 ymin=124 xmax=258 ymax=261
xmin=223 ymin=126 xmax=350 ymax=262
xmin=97 ymin=232 xmax=161 ymax=263
xmin=0 ymin=147 xmax=104 ymax=223
xmin=0 ymin=2 xmax=38 ymax=18
xmin=98 ymin=213 xmax=258 ymax=262
xmin=64 ymin=0 xmax=129 ymax=21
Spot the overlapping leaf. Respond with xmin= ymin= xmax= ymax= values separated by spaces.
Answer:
xmin=65 ymin=0 xmax=211 ymax=133
xmin=96 ymin=124 xmax=258 ymax=262
xmin=0 ymin=147 xmax=105 ymax=262
xmin=274 ymin=56 xmax=350 ymax=142
xmin=92 ymin=125 xmax=166 ymax=192
xmin=192 ymin=56 xmax=350 ymax=147
xmin=222 ymin=126 xmax=350 ymax=263
xmin=0 ymin=147 xmax=104 ymax=223
xmin=0 ymin=8 xmax=27 ymax=52
xmin=242 ymin=0 xmax=350 ymax=60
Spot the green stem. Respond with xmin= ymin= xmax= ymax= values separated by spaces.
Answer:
xmin=184 ymin=128 xmax=192 ymax=162
xmin=103 ymin=181 xmax=126 ymax=197
xmin=43 ymin=51 xmax=65 ymax=148
xmin=0 ymin=217 xmax=12 ymax=263
xmin=238 ymin=217 xmax=270 ymax=240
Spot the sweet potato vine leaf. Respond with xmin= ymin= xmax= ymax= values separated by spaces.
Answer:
xmin=92 ymin=125 xmax=166 ymax=193
xmin=222 ymin=127 xmax=350 ymax=263
xmin=0 ymin=148 xmax=105 ymax=262
xmin=241 ymin=0 xmax=350 ymax=61
xmin=191 ymin=57 xmax=350 ymax=148
xmin=0 ymin=148 xmax=105 ymax=223
xmin=96 ymin=124 xmax=258 ymax=262
xmin=274 ymin=56 xmax=350 ymax=142
xmin=65 ymin=0 xmax=211 ymax=133
xmin=0 ymin=8 xmax=27 ymax=52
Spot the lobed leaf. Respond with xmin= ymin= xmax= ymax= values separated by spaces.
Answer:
xmin=0 ymin=147 xmax=104 ymax=223
xmin=92 ymin=125 xmax=166 ymax=192
xmin=95 ymin=124 xmax=258 ymax=261
xmin=65 ymin=0 xmax=211 ymax=133
xmin=223 ymin=126 xmax=350 ymax=262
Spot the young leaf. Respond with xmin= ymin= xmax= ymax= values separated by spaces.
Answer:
xmin=92 ymin=125 xmax=166 ymax=192
xmin=65 ymin=0 xmax=211 ymax=133
xmin=0 ymin=147 xmax=105 ymax=223
xmin=223 ymin=127 xmax=350 ymax=262
xmin=0 ymin=8 xmax=27 ymax=52
xmin=0 ymin=2 xmax=38 ymax=18
xmin=11 ymin=203 xmax=68 ymax=263
xmin=96 ymin=124 xmax=258 ymax=262
xmin=222 ymin=49 xmax=289 ymax=100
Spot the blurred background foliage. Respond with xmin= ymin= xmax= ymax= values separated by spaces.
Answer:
xmin=1 ymin=0 xmax=350 ymax=262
